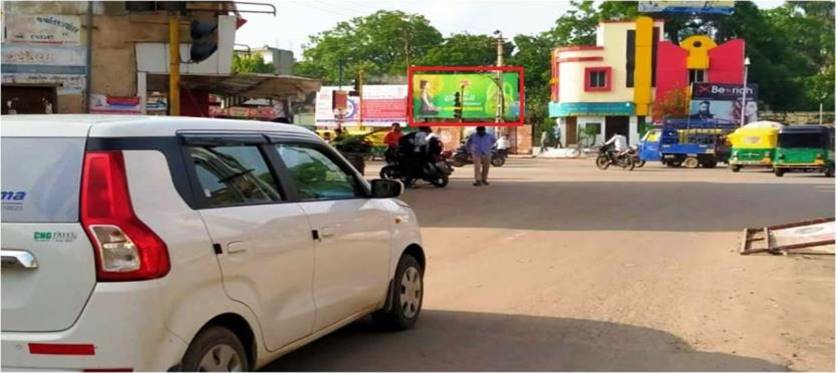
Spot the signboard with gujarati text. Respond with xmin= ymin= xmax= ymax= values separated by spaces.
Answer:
xmin=4 ymin=15 xmax=82 ymax=45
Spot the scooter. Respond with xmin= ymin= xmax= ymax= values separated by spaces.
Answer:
xmin=380 ymin=151 xmax=452 ymax=188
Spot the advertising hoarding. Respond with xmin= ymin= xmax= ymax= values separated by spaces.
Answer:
xmin=639 ymin=1 xmax=735 ymax=15
xmin=411 ymin=73 xmax=520 ymax=120
xmin=689 ymin=83 xmax=758 ymax=125
xmin=314 ymin=85 xmax=407 ymax=127
xmin=408 ymin=66 xmax=525 ymax=127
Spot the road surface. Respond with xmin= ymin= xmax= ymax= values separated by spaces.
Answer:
xmin=265 ymin=158 xmax=834 ymax=371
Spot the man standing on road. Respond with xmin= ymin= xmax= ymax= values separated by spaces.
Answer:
xmin=467 ymin=126 xmax=496 ymax=186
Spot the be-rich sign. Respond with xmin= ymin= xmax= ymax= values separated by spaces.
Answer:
xmin=692 ymin=83 xmax=758 ymax=101
xmin=689 ymin=83 xmax=759 ymax=125
xmin=4 ymin=15 xmax=82 ymax=45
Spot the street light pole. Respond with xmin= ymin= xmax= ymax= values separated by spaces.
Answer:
xmin=740 ymin=57 xmax=750 ymax=127
xmin=494 ymin=30 xmax=504 ymax=135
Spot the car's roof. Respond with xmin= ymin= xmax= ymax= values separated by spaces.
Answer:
xmin=1 ymin=114 xmax=317 ymax=139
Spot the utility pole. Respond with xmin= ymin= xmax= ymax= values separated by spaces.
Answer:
xmin=168 ymin=14 xmax=180 ymax=116
xmin=494 ymin=30 xmax=505 ymax=137
xmin=739 ymin=57 xmax=750 ymax=127
xmin=357 ymin=70 xmax=364 ymax=130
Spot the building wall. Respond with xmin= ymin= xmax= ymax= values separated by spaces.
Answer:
xmin=1 ymin=2 xmax=96 ymax=113
xmin=2 ymin=1 xmax=233 ymax=114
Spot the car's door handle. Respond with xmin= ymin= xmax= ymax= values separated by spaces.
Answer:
xmin=227 ymin=241 xmax=247 ymax=254
xmin=0 ymin=250 xmax=39 ymax=269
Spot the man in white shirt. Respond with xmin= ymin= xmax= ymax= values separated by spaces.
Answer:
xmin=604 ymin=133 xmax=628 ymax=152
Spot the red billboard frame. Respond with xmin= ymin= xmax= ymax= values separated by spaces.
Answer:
xmin=407 ymin=65 xmax=525 ymax=127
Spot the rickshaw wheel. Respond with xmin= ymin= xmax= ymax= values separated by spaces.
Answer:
xmin=774 ymin=168 xmax=785 ymax=177
xmin=731 ymin=165 xmax=741 ymax=173
xmin=825 ymin=165 xmax=834 ymax=178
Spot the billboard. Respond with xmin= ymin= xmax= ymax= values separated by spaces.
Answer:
xmin=314 ymin=85 xmax=407 ymax=127
xmin=689 ymin=83 xmax=758 ymax=125
xmin=639 ymin=1 xmax=735 ymax=15
xmin=408 ymin=65 xmax=524 ymax=127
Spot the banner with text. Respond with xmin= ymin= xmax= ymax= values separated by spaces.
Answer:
xmin=689 ymin=83 xmax=758 ymax=125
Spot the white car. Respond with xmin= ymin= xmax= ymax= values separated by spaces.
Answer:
xmin=1 ymin=115 xmax=425 ymax=371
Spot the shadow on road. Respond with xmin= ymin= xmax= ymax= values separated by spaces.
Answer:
xmin=401 ymin=180 xmax=834 ymax=231
xmin=264 ymin=310 xmax=786 ymax=371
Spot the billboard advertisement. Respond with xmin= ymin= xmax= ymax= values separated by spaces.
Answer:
xmin=314 ymin=85 xmax=407 ymax=127
xmin=639 ymin=1 xmax=735 ymax=15
xmin=408 ymin=65 xmax=525 ymax=127
xmin=689 ymin=83 xmax=758 ymax=125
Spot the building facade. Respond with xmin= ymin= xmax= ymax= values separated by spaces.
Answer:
xmin=548 ymin=16 xmax=745 ymax=147
xmin=2 ymin=1 xmax=318 ymax=116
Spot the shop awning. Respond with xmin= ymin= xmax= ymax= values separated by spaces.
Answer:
xmin=147 ymin=73 xmax=321 ymax=100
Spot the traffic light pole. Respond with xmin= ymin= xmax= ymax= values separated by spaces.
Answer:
xmin=168 ymin=14 xmax=180 ymax=116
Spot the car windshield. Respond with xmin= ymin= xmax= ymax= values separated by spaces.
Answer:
xmin=778 ymin=133 xmax=828 ymax=148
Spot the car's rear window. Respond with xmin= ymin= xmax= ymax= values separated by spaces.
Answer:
xmin=1 ymin=137 xmax=86 ymax=223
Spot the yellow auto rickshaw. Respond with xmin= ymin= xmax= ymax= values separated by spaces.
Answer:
xmin=727 ymin=121 xmax=783 ymax=172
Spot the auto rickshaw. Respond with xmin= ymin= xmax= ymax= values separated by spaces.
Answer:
xmin=727 ymin=121 xmax=784 ymax=172
xmin=773 ymin=125 xmax=834 ymax=177
xmin=637 ymin=128 xmax=662 ymax=165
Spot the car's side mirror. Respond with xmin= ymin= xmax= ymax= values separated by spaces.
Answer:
xmin=370 ymin=179 xmax=403 ymax=198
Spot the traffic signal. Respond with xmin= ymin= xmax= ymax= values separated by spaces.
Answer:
xmin=189 ymin=19 xmax=218 ymax=63
xmin=453 ymin=92 xmax=463 ymax=119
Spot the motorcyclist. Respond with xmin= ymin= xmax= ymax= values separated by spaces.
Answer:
xmin=603 ymin=132 xmax=629 ymax=162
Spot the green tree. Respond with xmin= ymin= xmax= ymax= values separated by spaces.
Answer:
xmin=296 ymin=10 xmax=443 ymax=84
xmin=232 ymin=53 xmax=274 ymax=74
xmin=417 ymin=33 xmax=513 ymax=66
xmin=546 ymin=0 xmax=599 ymax=46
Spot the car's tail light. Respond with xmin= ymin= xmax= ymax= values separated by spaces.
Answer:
xmin=80 ymin=151 xmax=170 ymax=281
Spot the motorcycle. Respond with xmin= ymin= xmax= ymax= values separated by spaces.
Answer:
xmin=451 ymin=144 xmax=506 ymax=168
xmin=380 ymin=150 xmax=452 ymax=188
xmin=595 ymin=144 xmax=636 ymax=171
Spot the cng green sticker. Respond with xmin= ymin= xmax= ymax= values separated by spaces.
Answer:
xmin=34 ymin=232 xmax=53 ymax=241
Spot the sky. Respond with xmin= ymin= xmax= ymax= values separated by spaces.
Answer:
xmin=235 ymin=0 xmax=786 ymax=59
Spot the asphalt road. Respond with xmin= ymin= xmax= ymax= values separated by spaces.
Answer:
xmin=264 ymin=158 xmax=834 ymax=371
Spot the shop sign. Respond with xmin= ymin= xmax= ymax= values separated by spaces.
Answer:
xmin=209 ymin=106 xmax=281 ymax=120
xmin=1 ymin=73 xmax=85 ymax=94
xmin=2 ymin=45 xmax=86 ymax=66
xmin=90 ymin=94 xmax=142 ymax=114
xmin=4 ymin=15 xmax=82 ymax=45
xmin=549 ymin=101 xmax=634 ymax=117
xmin=146 ymin=94 xmax=168 ymax=113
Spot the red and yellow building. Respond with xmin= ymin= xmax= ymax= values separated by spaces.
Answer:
xmin=549 ymin=16 xmax=746 ymax=147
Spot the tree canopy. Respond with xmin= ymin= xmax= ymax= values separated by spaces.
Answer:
xmin=232 ymin=53 xmax=274 ymax=74
xmin=295 ymin=1 xmax=835 ymax=124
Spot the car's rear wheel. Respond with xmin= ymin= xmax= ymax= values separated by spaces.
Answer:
xmin=373 ymin=254 xmax=423 ymax=330
xmin=181 ymin=326 xmax=249 ymax=372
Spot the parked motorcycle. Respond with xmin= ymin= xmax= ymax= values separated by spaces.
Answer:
xmin=451 ymin=144 xmax=506 ymax=168
xmin=595 ymin=144 xmax=636 ymax=171
xmin=380 ymin=151 xmax=452 ymax=188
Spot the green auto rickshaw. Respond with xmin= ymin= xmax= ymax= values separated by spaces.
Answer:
xmin=727 ymin=121 xmax=784 ymax=172
xmin=773 ymin=125 xmax=834 ymax=177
